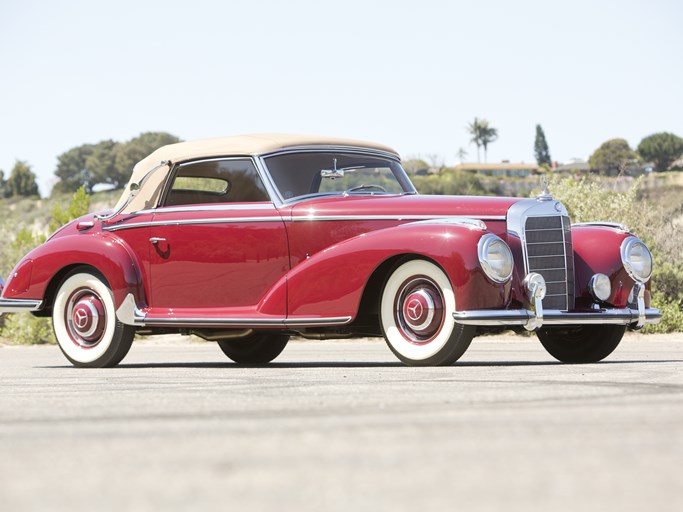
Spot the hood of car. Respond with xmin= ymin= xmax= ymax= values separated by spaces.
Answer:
xmin=287 ymin=194 xmax=521 ymax=220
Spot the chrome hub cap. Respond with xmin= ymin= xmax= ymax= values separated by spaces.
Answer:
xmin=66 ymin=290 xmax=106 ymax=347
xmin=395 ymin=277 xmax=444 ymax=344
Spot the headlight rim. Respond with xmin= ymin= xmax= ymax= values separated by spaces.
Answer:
xmin=620 ymin=236 xmax=653 ymax=284
xmin=477 ymin=233 xmax=514 ymax=284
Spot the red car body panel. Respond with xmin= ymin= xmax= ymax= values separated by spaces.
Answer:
xmin=571 ymin=226 xmax=650 ymax=308
xmin=0 ymin=139 xmax=656 ymax=335
xmin=144 ymin=205 xmax=289 ymax=310
xmin=1 ymin=196 xmax=654 ymax=321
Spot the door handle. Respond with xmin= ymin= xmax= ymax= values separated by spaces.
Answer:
xmin=149 ymin=237 xmax=167 ymax=244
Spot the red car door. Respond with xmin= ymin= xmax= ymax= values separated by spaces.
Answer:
xmin=147 ymin=158 xmax=289 ymax=313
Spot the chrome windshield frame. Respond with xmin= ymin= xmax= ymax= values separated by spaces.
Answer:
xmin=256 ymin=147 xmax=415 ymax=208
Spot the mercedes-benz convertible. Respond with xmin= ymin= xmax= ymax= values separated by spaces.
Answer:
xmin=0 ymin=134 xmax=661 ymax=367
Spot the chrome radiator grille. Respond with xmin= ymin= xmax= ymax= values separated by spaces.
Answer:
xmin=524 ymin=215 xmax=574 ymax=311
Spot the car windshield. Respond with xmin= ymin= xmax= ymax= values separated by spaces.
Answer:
xmin=263 ymin=152 xmax=416 ymax=202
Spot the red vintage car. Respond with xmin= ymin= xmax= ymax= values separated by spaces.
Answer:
xmin=0 ymin=135 xmax=661 ymax=367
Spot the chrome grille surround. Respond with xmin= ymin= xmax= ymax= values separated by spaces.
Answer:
xmin=507 ymin=198 xmax=575 ymax=311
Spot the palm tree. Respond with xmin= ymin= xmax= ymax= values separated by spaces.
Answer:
xmin=457 ymin=147 xmax=468 ymax=163
xmin=480 ymin=122 xmax=498 ymax=163
xmin=467 ymin=118 xmax=484 ymax=162
xmin=466 ymin=118 xmax=498 ymax=163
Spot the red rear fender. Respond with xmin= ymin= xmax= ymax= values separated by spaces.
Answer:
xmin=3 ymin=233 xmax=146 ymax=310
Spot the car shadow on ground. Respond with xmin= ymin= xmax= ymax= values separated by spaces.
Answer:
xmin=39 ymin=359 xmax=683 ymax=370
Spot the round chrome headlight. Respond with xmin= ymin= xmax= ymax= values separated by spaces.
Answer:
xmin=620 ymin=237 xmax=653 ymax=283
xmin=478 ymin=234 xmax=513 ymax=283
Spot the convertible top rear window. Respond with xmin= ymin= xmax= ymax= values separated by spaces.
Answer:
xmin=264 ymin=152 xmax=415 ymax=202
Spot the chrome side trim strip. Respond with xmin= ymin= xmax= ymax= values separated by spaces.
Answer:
xmin=103 ymin=216 xmax=283 ymax=232
xmin=103 ymin=214 xmax=505 ymax=231
xmin=0 ymin=298 xmax=43 ymax=314
xmin=453 ymin=308 xmax=661 ymax=328
xmin=290 ymin=214 xmax=506 ymax=222
xmin=573 ymin=222 xmax=630 ymax=233
xmin=115 ymin=293 xmax=352 ymax=327
xmin=141 ymin=317 xmax=284 ymax=327
xmin=284 ymin=317 xmax=353 ymax=327
xmin=137 ymin=203 xmax=276 ymax=215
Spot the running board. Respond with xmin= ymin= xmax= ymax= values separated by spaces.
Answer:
xmin=115 ymin=293 xmax=352 ymax=328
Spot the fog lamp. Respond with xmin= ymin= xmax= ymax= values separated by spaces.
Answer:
xmin=589 ymin=273 xmax=611 ymax=302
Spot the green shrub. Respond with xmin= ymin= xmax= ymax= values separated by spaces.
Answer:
xmin=646 ymin=292 xmax=683 ymax=333
xmin=1 ymin=313 xmax=55 ymax=344
xmin=412 ymin=169 xmax=501 ymax=196
xmin=50 ymin=185 xmax=90 ymax=232
xmin=549 ymin=176 xmax=683 ymax=333
xmin=0 ymin=188 xmax=89 ymax=345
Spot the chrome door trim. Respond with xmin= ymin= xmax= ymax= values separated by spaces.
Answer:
xmin=103 ymin=216 xmax=284 ymax=232
xmin=116 ymin=294 xmax=352 ymax=327
xmin=290 ymin=214 xmax=506 ymax=222
xmin=137 ymin=203 xmax=276 ymax=215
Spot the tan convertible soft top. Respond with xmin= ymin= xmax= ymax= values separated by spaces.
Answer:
xmin=110 ymin=134 xmax=399 ymax=215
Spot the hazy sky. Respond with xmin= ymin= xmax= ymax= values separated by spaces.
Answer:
xmin=1 ymin=0 xmax=681 ymax=195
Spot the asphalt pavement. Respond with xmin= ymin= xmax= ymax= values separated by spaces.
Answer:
xmin=1 ymin=333 xmax=682 ymax=512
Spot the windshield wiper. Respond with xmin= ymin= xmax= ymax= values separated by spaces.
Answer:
xmin=343 ymin=184 xmax=388 ymax=196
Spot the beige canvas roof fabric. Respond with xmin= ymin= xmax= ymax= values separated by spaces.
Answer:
xmin=111 ymin=134 xmax=399 ymax=214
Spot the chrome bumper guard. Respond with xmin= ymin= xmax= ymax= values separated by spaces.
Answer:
xmin=453 ymin=307 xmax=661 ymax=331
xmin=0 ymin=298 xmax=43 ymax=314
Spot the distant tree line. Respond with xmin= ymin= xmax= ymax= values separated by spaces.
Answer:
xmin=588 ymin=132 xmax=683 ymax=175
xmin=0 ymin=131 xmax=180 ymax=200
xmin=462 ymin=119 xmax=681 ymax=176
xmin=531 ymin=127 xmax=682 ymax=174
xmin=53 ymin=132 xmax=180 ymax=194
xmin=2 ymin=128 xmax=681 ymax=200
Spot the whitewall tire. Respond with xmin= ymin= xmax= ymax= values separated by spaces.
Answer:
xmin=52 ymin=271 xmax=135 ymax=368
xmin=380 ymin=259 xmax=475 ymax=366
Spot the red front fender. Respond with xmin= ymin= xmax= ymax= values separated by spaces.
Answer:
xmin=572 ymin=226 xmax=651 ymax=308
xmin=277 ymin=222 xmax=511 ymax=320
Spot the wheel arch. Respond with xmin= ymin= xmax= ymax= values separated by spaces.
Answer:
xmin=32 ymin=264 xmax=111 ymax=317
xmin=355 ymin=253 xmax=450 ymax=326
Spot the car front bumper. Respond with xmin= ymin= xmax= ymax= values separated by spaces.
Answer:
xmin=454 ymin=307 xmax=661 ymax=331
